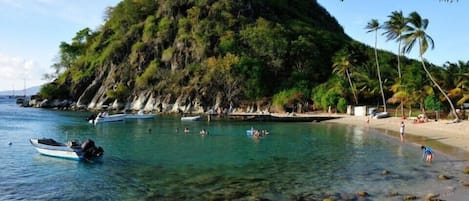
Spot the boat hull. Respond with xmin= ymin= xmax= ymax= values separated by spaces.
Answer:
xmin=30 ymin=138 xmax=104 ymax=161
xmin=181 ymin=115 xmax=201 ymax=121
xmin=30 ymin=139 xmax=81 ymax=160
xmin=89 ymin=114 xmax=126 ymax=124
xmin=125 ymin=114 xmax=156 ymax=119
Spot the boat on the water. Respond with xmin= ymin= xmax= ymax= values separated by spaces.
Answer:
xmin=125 ymin=110 xmax=156 ymax=119
xmin=181 ymin=115 xmax=201 ymax=121
xmin=88 ymin=112 xmax=126 ymax=124
xmin=30 ymin=138 xmax=104 ymax=160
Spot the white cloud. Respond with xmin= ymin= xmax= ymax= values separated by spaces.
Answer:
xmin=0 ymin=53 xmax=49 ymax=91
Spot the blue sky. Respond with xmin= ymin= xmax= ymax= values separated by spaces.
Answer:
xmin=0 ymin=0 xmax=120 ymax=92
xmin=317 ymin=0 xmax=469 ymax=66
xmin=0 ymin=0 xmax=468 ymax=92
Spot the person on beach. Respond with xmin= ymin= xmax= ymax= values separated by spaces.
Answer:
xmin=399 ymin=121 xmax=405 ymax=142
xmin=421 ymin=145 xmax=434 ymax=162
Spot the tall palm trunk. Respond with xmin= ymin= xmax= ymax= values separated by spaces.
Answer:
xmin=346 ymin=69 xmax=358 ymax=104
xmin=418 ymin=40 xmax=459 ymax=121
xmin=397 ymin=40 xmax=404 ymax=117
xmin=374 ymin=30 xmax=387 ymax=112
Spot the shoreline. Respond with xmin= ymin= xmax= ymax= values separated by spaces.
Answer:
xmin=322 ymin=115 xmax=469 ymax=200
xmin=321 ymin=115 xmax=469 ymax=160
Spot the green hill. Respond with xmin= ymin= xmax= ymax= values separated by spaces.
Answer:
xmin=41 ymin=0 xmax=353 ymax=112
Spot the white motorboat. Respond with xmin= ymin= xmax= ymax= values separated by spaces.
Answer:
xmin=30 ymin=138 xmax=104 ymax=160
xmin=373 ymin=112 xmax=390 ymax=119
xmin=88 ymin=112 xmax=126 ymax=124
xmin=125 ymin=110 xmax=156 ymax=119
xmin=181 ymin=115 xmax=201 ymax=121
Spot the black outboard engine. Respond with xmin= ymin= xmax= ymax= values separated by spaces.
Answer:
xmin=86 ymin=114 xmax=97 ymax=122
xmin=81 ymin=139 xmax=104 ymax=159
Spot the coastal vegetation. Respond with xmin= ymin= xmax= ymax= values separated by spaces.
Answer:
xmin=39 ymin=0 xmax=468 ymax=119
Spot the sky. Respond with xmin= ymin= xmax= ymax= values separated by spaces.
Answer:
xmin=0 ymin=0 xmax=468 ymax=92
xmin=317 ymin=0 xmax=469 ymax=66
xmin=0 ymin=0 xmax=120 ymax=92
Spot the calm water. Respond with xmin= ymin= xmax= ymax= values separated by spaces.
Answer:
xmin=0 ymin=98 xmax=467 ymax=200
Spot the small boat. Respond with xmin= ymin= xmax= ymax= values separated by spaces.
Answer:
xmin=373 ymin=112 xmax=390 ymax=119
xmin=125 ymin=110 xmax=156 ymax=119
xmin=88 ymin=112 xmax=126 ymax=124
xmin=181 ymin=115 xmax=201 ymax=121
xmin=30 ymin=138 xmax=104 ymax=160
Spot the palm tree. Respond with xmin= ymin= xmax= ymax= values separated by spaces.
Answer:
xmin=383 ymin=11 xmax=407 ymax=78
xmin=401 ymin=11 xmax=460 ymax=121
xmin=366 ymin=19 xmax=387 ymax=112
xmin=383 ymin=11 xmax=407 ymax=116
xmin=445 ymin=61 xmax=469 ymax=106
xmin=332 ymin=49 xmax=358 ymax=104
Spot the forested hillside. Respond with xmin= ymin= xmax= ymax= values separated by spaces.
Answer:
xmin=40 ymin=0 xmax=467 ymax=116
xmin=41 ymin=0 xmax=350 ymax=112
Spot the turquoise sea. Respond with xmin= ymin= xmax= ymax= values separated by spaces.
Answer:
xmin=0 ymin=97 xmax=467 ymax=200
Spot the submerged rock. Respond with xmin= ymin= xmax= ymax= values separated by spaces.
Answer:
xmin=385 ymin=191 xmax=400 ymax=197
xmin=381 ymin=169 xmax=390 ymax=175
xmin=464 ymin=166 xmax=469 ymax=174
xmin=438 ymin=174 xmax=451 ymax=180
xmin=356 ymin=191 xmax=369 ymax=197
xmin=424 ymin=193 xmax=440 ymax=201
xmin=404 ymin=195 xmax=418 ymax=200
xmin=463 ymin=179 xmax=469 ymax=186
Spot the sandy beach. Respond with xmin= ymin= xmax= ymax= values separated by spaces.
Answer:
xmin=322 ymin=115 xmax=469 ymax=159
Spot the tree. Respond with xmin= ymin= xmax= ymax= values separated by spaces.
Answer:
xmin=402 ymin=11 xmax=459 ymax=121
xmin=332 ymin=49 xmax=358 ymax=104
xmin=366 ymin=19 xmax=387 ymax=112
xmin=383 ymin=11 xmax=407 ymax=116
xmin=444 ymin=61 xmax=469 ymax=106
xmin=425 ymin=95 xmax=443 ymax=120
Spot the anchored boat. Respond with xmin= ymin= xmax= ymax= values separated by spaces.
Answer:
xmin=30 ymin=138 xmax=104 ymax=160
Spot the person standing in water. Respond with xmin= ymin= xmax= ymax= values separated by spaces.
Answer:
xmin=399 ymin=121 xmax=405 ymax=142
xmin=421 ymin=145 xmax=434 ymax=162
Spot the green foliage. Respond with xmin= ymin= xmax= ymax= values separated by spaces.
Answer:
xmin=312 ymin=76 xmax=346 ymax=110
xmin=39 ymin=83 xmax=69 ymax=99
xmin=234 ymin=56 xmax=266 ymax=99
xmin=50 ymin=0 xmax=443 ymax=113
xmin=219 ymin=31 xmax=236 ymax=53
xmin=337 ymin=98 xmax=348 ymax=113
xmin=312 ymin=84 xmax=328 ymax=110
xmin=136 ymin=60 xmax=159 ymax=89
xmin=162 ymin=47 xmax=174 ymax=62
xmin=142 ymin=16 xmax=157 ymax=43
xmin=106 ymin=82 xmax=129 ymax=101
xmin=321 ymin=90 xmax=340 ymax=111
xmin=425 ymin=95 xmax=443 ymax=111
xmin=272 ymin=88 xmax=304 ymax=110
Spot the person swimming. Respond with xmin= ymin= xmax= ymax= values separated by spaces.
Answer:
xmin=421 ymin=145 xmax=434 ymax=162
xmin=199 ymin=129 xmax=208 ymax=135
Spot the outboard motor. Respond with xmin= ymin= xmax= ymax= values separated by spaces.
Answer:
xmin=86 ymin=114 xmax=96 ymax=121
xmin=81 ymin=139 xmax=95 ymax=151
xmin=93 ymin=146 xmax=105 ymax=157
xmin=81 ymin=139 xmax=104 ymax=159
